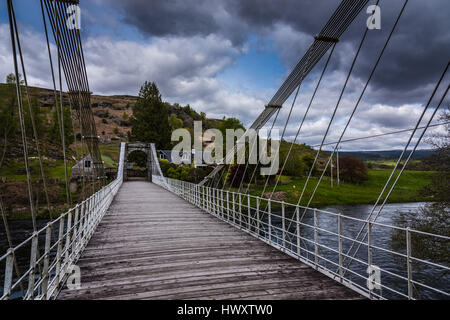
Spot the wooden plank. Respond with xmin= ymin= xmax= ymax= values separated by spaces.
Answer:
xmin=57 ymin=181 xmax=363 ymax=300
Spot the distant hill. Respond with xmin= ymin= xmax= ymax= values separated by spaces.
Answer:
xmin=329 ymin=149 xmax=436 ymax=161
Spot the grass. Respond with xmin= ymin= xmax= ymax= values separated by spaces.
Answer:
xmin=244 ymin=169 xmax=435 ymax=208
xmin=0 ymin=158 xmax=74 ymax=182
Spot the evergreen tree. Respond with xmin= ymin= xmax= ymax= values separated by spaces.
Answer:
xmin=130 ymin=81 xmax=171 ymax=149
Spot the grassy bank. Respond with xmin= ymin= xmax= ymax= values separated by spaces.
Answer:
xmin=244 ymin=169 xmax=435 ymax=207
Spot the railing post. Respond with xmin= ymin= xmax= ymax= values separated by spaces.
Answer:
xmin=215 ymin=188 xmax=218 ymax=215
xmin=42 ymin=223 xmax=52 ymax=299
xmin=65 ymin=210 xmax=73 ymax=263
xmin=205 ymin=186 xmax=208 ymax=212
xmin=296 ymin=206 xmax=301 ymax=258
xmin=72 ymin=206 xmax=79 ymax=257
xmin=314 ymin=209 xmax=318 ymax=269
xmin=27 ymin=232 xmax=38 ymax=299
xmin=406 ymin=227 xmax=413 ymax=300
xmin=213 ymin=187 xmax=215 ymax=214
xmin=80 ymin=200 xmax=86 ymax=242
xmin=247 ymin=195 xmax=251 ymax=231
xmin=202 ymin=186 xmax=206 ymax=210
xmin=238 ymin=193 xmax=242 ymax=227
xmin=56 ymin=216 xmax=65 ymax=287
xmin=209 ymin=187 xmax=212 ymax=213
xmin=368 ymin=220 xmax=373 ymax=299
xmin=282 ymin=201 xmax=286 ymax=249
xmin=268 ymin=199 xmax=272 ymax=242
xmin=338 ymin=213 xmax=343 ymax=283
xmin=3 ymin=249 xmax=14 ymax=299
xmin=221 ymin=189 xmax=224 ymax=218
xmin=256 ymin=198 xmax=260 ymax=235
xmin=211 ymin=188 xmax=217 ymax=215
xmin=232 ymin=192 xmax=236 ymax=224
xmin=226 ymin=191 xmax=230 ymax=221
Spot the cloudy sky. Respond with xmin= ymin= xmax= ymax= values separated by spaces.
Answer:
xmin=0 ymin=0 xmax=449 ymax=151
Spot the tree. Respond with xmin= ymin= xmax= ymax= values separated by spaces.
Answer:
xmin=338 ymin=156 xmax=368 ymax=184
xmin=391 ymin=108 xmax=450 ymax=268
xmin=168 ymin=113 xmax=183 ymax=130
xmin=218 ymin=117 xmax=245 ymax=135
xmin=281 ymin=152 xmax=306 ymax=177
xmin=6 ymin=73 xmax=24 ymax=85
xmin=422 ymin=107 xmax=450 ymax=203
xmin=129 ymin=81 xmax=171 ymax=149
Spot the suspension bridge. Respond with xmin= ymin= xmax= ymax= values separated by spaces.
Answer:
xmin=1 ymin=0 xmax=449 ymax=300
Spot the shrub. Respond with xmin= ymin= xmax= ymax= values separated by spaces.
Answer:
xmin=338 ymin=156 xmax=369 ymax=184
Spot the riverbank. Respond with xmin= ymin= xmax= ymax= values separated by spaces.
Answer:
xmin=244 ymin=169 xmax=435 ymax=208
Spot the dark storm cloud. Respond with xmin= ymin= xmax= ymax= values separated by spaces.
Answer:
xmin=107 ymin=0 xmax=248 ymax=45
xmin=104 ymin=0 xmax=450 ymax=106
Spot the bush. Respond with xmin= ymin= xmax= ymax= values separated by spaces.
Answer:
xmin=338 ymin=156 xmax=369 ymax=184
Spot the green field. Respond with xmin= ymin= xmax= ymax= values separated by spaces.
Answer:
xmin=244 ymin=169 xmax=435 ymax=207
xmin=0 ymin=158 xmax=74 ymax=182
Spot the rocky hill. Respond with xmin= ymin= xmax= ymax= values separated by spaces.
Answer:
xmin=29 ymin=85 xmax=223 ymax=141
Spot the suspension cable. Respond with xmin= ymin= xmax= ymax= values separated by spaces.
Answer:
xmin=10 ymin=2 xmax=53 ymax=219
xmin=7 ymin=0 xmax=37 ymax=231
xmin=300 ymin=0 xmax=408 ymax=216
xmin=295 ymin=0 xmax=376 ymax=210
xmin=244 ymin=108 xmax=281 ymax=194
xmin=268 ymin=42 xmax=337 ymax=202
xmin=339 ymin=63 xmax=449 ymax=277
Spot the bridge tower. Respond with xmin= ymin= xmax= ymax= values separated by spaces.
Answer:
xmin=123 ymin=142 xmax=153 ymax=182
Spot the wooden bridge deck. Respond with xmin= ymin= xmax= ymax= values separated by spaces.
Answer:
xmin=58 ymin=181 xmax=363 ymax=300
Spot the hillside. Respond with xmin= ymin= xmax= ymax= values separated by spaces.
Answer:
xmin=21 ymin=84 xmax=224 ymax=141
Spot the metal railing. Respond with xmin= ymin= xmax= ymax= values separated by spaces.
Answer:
xmin=153 ymin=176 xmax=450 ymax=300
xmin=0 ymin=143 xmax=125 ymax=300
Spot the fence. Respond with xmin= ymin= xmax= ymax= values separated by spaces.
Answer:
xmin=153 ymin=176 xmax=450 ymax=300
xmin=0 ymin=143 xmax=125 ymax=300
